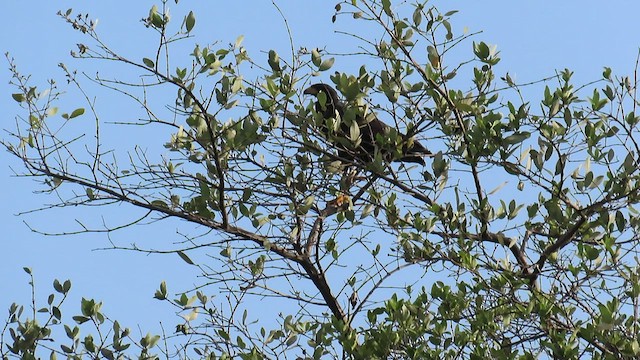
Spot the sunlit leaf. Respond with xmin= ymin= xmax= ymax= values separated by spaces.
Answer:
xmin=177 ymin=251 xmax=195 ymax=265
xmin=318 ymin=57 xmax=335 ymax=71
xmin=12 ymin=93 xmax=25 ymax=102
xmin=143 ymin=58 xmax=154 ymax=68
xmin=69 ymin=108 xmax=85 ymax=119
xmin=185 ymin=11 xmax=195 ymax=32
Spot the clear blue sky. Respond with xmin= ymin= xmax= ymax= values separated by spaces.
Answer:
xmin=2 ymin=0 xmax=640 ymax=342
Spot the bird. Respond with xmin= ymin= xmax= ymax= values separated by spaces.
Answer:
xmin=303 ymin=83 xmax=430 ymax=165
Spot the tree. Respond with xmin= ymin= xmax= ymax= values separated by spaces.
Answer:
xmin=3 ymin=0 xmax=640 ymax=358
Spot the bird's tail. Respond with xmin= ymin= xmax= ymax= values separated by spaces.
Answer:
xmin=400 ymin=141 xmax=431 ymax=165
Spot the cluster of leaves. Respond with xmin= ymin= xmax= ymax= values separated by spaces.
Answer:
xmin=1 ymin=269 xmax=157 ymax=360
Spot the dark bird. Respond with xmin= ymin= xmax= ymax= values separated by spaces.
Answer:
xmin=303 ymin=83 xmax=430 ymax=165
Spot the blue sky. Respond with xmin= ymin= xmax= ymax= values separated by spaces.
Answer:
xmin=2 ymin=0 xmax=640 ymax=345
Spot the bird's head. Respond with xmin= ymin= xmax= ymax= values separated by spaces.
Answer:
xmin=303 ymin=83 xmax=338 ymax=98
xmin=303 ymin=83 xmax=342 ymax=119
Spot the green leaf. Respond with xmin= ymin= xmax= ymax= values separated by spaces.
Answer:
xmin=73 ymin=315 xmax=90 ymax=324
xmin=52 ymin=306 xmax=61 ymax=320
xmin=218 ymin=329 xmax=230 ymax=341
xmin=285 ymin=334 xmax=297 ymax=346
xmin=235 ymin=35 xmax=244 ymax=48
xmin=151 ymin=13 xmax=164 ymax=28
xmin=69 ymin=108 xmax=85 ymax=119
xmin=224 ymin=99 xmax=238 ymax=109
xmin=443 ymin=20 xmax=453 ymax=40
xmin=427 ymin=46 xmax=440 ymax=68
xmin=319 ymin=57 xmax=335 ymax=71
xmin=266 ymin=77 xmax=278 ymax=96
xmin=150 ymin=200 xmax=168 ymax=208
xmin=237 ymin=336 xmax=246 ymax=349
xmin=298 ymin=195 xmax=315 ymax=214
xmin=349 ymin=120 xmax=361 ymax=143
xmin=30 ymin=114 xmax=40 ymax=128
xmin=603 ymin=85 xmax=614 ymax=100
xmin=154 ymin=281 xmax=167 ymax=300
xmin=26 ymin=133 xmax=35 ymax=147
xmin=53 ymin=279 xmax=62 ymax=293
xmin=86 ymin=188 xmax=95 ymax=200
xmin=185 ymin=11 xmax=196 ymax=32
xmin=100 ymin=349 xmax=114 ymax=360
xmin=63 ymin=280 xmax=71 ymax=293
xmin=503 ymin=132 xmax=530 ymax=145
xmin=589 ymin=88 xmax=608 ymax=111
xmin=141 ymin=333 xmax=161 ymax=349
xmin=177 ymin=251 xmax=195 ymax=265
xmin=589 ymin=175 xmax=604 ymax=189
xmin=12 ymin=93 xmax=25 ymax=102
xmin=268 ymin=50 xmax=281 ymax=72
xmin=473 ymin=41 xmax=490 ymax=60
xmin=148 ymin=5 xmax=164 ymax=28
xmin=303 ymin=195 xmax=315 ymax=208
xmin=220 ymin=245 xmax=232 ymax=258
xmin=412 ymin=7 xmax=422 ymax=27
xmin=382 ymin=0 xmax=392 ymax=16
xmin=176 ymin=293 xmax=188 ymax=306
xmin=143 ymin=58 xmax=155 ymax=68
xmin=242 ymin=188 xmax=252 ymax=202
xmin=311 ymin=48 xmax=321 ymax=67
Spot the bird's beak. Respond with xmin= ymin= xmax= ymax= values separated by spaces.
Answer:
xmin=303 ymin=87 xmax=317 ymax=95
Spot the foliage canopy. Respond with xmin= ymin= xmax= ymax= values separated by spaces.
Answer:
xmin=4 ymin=1 xmax=640 ymax=359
